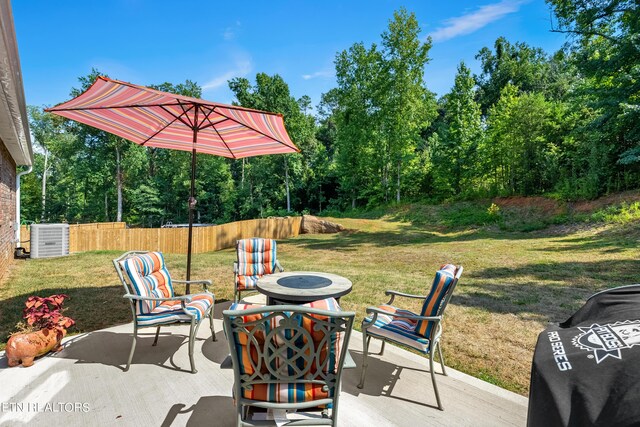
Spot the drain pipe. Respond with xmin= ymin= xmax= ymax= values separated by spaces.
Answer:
xmin=15 ymin=165 xmax=32 ymax=246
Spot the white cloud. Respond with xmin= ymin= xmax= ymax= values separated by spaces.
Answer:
xmin=223 ymin=21 xmax=241 ymax=40
xmin=202 ymin=58 xmax=252 ymax=91
xmin=223 ymin=28 xmax=235 ymax=40
xmin=429 ymin=0 xmax=527 ymax=42
xmin=302 ymin=70 xmax=333 ymax=80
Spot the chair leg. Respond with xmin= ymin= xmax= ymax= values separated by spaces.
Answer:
xmin=239 ymin=405 xmax=247 ymax=426
xmin=152 ymin=326 xmax=161 ymax=346
xmin=378 ymin=340 xmax=386 ymax=356
xmin=188 ymin=319 xmax=198 ymax=374
xmin=125 ymin=323 xmax=138 ymax=372
xmin=437 ymin=341 xmax=447 ymax=376
xmin=331 ymin=384 xmax=340 ymax=427
xmin=430 ymin=351 xmax=444 ymax=410
xmin=209 ymin=309 xmax=217 ymax=342
xmin=358 ymin=328 xmax=369 ymax=389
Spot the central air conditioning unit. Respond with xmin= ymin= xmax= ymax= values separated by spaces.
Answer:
xmin=30 ymin=224 xmax=70 ymax=258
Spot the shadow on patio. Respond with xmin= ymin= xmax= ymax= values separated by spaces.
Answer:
xmin=0 ymin=309 xmax=527 ymax=426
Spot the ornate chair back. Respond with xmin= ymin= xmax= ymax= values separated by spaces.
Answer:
xmin=223 ymin=298 xmax=354 ymax=425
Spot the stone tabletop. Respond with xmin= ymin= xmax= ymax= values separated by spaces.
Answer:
xmin=256 ymin=271 xmax=352 ymax=303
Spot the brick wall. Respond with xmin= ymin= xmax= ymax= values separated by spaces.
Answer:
xmin=0 ymin=141 xmax=16 ymax=280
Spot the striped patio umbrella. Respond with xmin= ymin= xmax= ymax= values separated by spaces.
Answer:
xmin=46 ymin=76 xmax=299 ymax=285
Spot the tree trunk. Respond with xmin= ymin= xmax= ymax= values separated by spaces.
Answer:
xmin=104 ymin=192 xmax=109 ymax=221
xmin=250 ymin=179 xmax=254 ymax=206
xmin=285 ymin=157 xmax=291 ymax=212
xmin=148 ymin=147 xmax=156 ymax=177
xmin=381 ymin=163 xmax=389 ymax=203
xmin=396 ymin=160 xmax=401 ymax=203
xmin=116 ymin=144 xmax=123 ymax=222
xmin=241 ymin=158 xmax=245 ymax=188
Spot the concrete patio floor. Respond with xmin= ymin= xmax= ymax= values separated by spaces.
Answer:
xmin=0 ymin=301 xmax=528 ymax=426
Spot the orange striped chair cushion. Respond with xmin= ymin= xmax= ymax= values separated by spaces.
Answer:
xmin=364 ymin=304 xmax=430 ymax=353
xmin=235 ymin=239 xmax=278 ymax=289
xmin=236 ymin=275 xmax=260 ymax=291
xmin=228 ymin=298 xmax=342 ymax=404
xmin=120 ymin=252 xmax=173 ymax=314
xmin=415 ymin=264 xmax=457 ymax=338
xmin=136 ymin=293 xmax=214 ymax=327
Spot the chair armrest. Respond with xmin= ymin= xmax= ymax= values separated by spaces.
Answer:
xmin=275 ymin=260 xmax=284 ymax=272
xmin=123 ymin=294 xmax=188 ymax=310
xmin=385 ymin=290 xmax=427 ymax=305
xmin=173 ymin=279 xmax=212 ymax=292
xmin=364 ymin=306 xmax=441 ymax=323
xmin=233 ymin=261 xmax=238 ymax=275
xmin=124 ymin=294 xmax=191 ymax=302
xmin=385 ymin=290 xmax=427 ymax=299
xmin=173 ymin=279 xmax=211 ymax=285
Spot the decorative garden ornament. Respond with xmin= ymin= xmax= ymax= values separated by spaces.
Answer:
xmin=5 ymin=294 xmax=75 ymax=367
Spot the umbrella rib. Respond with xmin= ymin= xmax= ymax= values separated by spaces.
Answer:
xmin=214 ymin=110 xmax=300 ymax=152
xmin=196 ymin=105 xmax=217 ymax=130
xmin=140 ymin=105 xmax=194 ymax=146
xmin=198 ymin=116 xmax=228 ymax=131
xmin=204 ymin=116 xmax=237 ymax=159
xmin=177 ymin=101 xmax=196 ymax=129
xmin=159 ymin=105 xmax=194 ymax=130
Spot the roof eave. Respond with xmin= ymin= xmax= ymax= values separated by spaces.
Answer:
xmin=0 ymin=0 xmax=32 ymax=166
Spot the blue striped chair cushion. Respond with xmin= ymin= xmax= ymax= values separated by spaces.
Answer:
xmin=120 ymin=252 xmax=174 ymax=314
xmin=242 ymin=382 xmax=331 ymax=404
xmin=364 ymin=304 xmax=430 ymax=353
xmin=415 ymin=264 xmax=457 ymax=338
xmin=236 ymin=275 xmax=260 ymax=290
xmin=236 ymin=238 xmax=278 ymax=277
xmin=228 ymin=298 xmax=342 ymax=404
xmin=136 ymin=293 xmax=213 ymax=327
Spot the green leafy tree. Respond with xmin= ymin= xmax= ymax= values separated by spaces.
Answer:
xmin=126 ymin=184 xmax=164 ymax=227
xmin=331 ymin=8 xmax=435 ymax=207
xmin=485 ymin=84 xmax=563 ymax=195
xmin=26 ymin=106 xmax=73 ymax=222
xmin=332 ymin=42 xmax=383 ymax=208
xmin=547 ymin=0 xmax=640 ymax=191
xmin=434 ymin=62 xmax=484 ymax=196
xmin=229 ymin=73 xmax=319 ymax=216
xmin=379 ymin=8 xmax=436 ymax=202
xmin=475 ymin=37 xmax=576 ymax=112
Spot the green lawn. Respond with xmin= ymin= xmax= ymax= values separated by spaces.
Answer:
xmin=1 ymin=216 xmax=638 ymax=395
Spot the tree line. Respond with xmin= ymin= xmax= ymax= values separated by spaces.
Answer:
xmin=23 ymin=1 xmax=639 ymax=227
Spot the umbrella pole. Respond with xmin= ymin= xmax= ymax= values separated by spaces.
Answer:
xmin=186 ymin=145 xmax=197 ymax=292
xmin=186 ymin=106 xmax=201 ymax=292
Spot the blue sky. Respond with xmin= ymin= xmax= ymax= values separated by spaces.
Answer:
xmin=13 ymin=0 xmax=565 ymax=113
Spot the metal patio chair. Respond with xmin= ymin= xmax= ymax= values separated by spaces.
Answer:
xmin=113 ymin=251 xmax=216 ymax=373
xmin=358 ymin=264 xmax=463 ymax=410
xmin=223 ymin=298 xmax=355 ymax=426
xmin=233 ymin=238 xmax=284 ymax=302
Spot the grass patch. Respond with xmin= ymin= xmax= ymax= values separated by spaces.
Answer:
xmin=1 ymin=208 xmax=638 ymax=396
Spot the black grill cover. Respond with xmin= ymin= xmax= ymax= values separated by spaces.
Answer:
xmin=528 ymin=285 xmax=640 ymax=426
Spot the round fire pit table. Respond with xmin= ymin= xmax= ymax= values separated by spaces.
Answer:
xmin=256 ymin=271 xmax=352 ymax=305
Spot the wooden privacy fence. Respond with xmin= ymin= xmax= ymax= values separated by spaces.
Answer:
xmin=20 ymin=217 xmax=302 ymax=254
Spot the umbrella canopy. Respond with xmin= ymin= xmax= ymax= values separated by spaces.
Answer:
xmin=46 ymin=76 xmax=299 ymax=285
